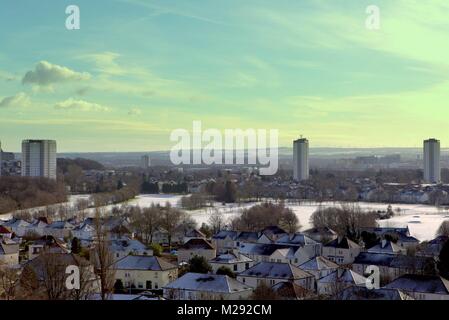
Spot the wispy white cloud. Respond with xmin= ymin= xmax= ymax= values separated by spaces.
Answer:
xmin=54 ymin=98 xmax=109 ymax=112
xmin=0 ymin=92 xmax=30 ymax=108
xmin=22 ymin=61 xmax=91 ymax=88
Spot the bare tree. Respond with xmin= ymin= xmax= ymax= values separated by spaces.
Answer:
xmin=93 ymin=209 xmax=115 ymax=300
xmin=159 ymin=203 xmax=183 ymax=250
xmin=208 ymin=209 xmax=225 ymax=234
xmin=0 ymin=263 xmax=20 ymax=300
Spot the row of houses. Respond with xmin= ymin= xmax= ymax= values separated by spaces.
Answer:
xmin=1 ymin=214 xmax=449 ymax=300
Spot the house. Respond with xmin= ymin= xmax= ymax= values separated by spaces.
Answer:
xmin=43 ymin=221 xmax=75 ymax=238
xmin=3 ymin=218 xmax=31 ymax=237
xmin=322 ymin=237 xmax=361 ymax=265
xmin=271 ymin=281 xmax=314 ymax=300
xmin=335 ymin=286 xmax=414 ymax=300
xmin=211 ymin=230 xmax=238 ymax=254
xmin=177 ymin=238 xmax=216 ymax=264
xmin=237 ymin=262 xmax=315 ymax=291
xmin=109 ymin=236 xmax=153 ymax=262
xmin=183 ymin=229 xmax=206 ymax=244
xmin=28 ymin=235 xmax=69 ymax=260
xmin=163 ymin=273 xmax=252 ymax=300
xmin=352 ymin=252 xmax=435 ymax=284
xmin=238 ymin=241 xmax=320 ymax=266
xmin=257 ymin=226 xmax=288 ymax=243
xmin=360 ymin=227 xmax=419 ymax=249
xmin=27 ymin=217 xmax=52 ymax=236
xmin=302 ymin=227 xmax=338 ymax=243
xmin=367 ymin=240 xmax=406 ymax=255
xmin=72 ymin=222 xmax=96 ymax=241
xmin=419 ymin=235 xmax=448 ymax=257
xmin=237 ymin=243 xmax=291 ymax=264
xmin=384 ymin=274 xmax=449 ymax=300
xmin=113 ymin=255 xmax=178 ymax=291
xmin=274 ymin=233 xmax=322 ymax=265
xmin=0 ymin=237 xmax=20 ymax=266
xmin=209 ymin=252 xmax=253 ymax=273
xmin=234 ymin=232 xmax=259 ymax=247
xmin=299 ymin=256 xmax=339 ymax=280
xmin=0 ymin=225 xmax=13 ymax=239
xmin=317 ymin=269 xmax=367 ymax=296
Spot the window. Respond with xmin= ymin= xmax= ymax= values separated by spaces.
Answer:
xmin=242 ymin=278 xmax=245 ymax=283
xmin=245 ymin=263 xmax=250 ymax=270
xmin=233 ymin=265 xmax=238 ymax=271
xmin=138 ymin=282 xmax=143 ymax=289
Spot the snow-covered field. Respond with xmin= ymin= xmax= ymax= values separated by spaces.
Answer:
xmin=2 ymin=194 xmax=449 ymax=242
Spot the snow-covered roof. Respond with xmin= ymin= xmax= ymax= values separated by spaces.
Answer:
xmin=318 ymin=269 xmax=367 ymax=286
xmin=163 ymin=273 xmax=251 ymax=293
xmin=367 ymin=240 xmax=404 ymax=254
xmin=110 ymin=237 xmax=149 ymax=253
xmin=299 ymin=256 xmax=339 ymax=271
xmin=239 ymin=262 xmax=313 ymax=280
xmin=114 ymin=255 xmax=176 ymax=271
xmin=336 ymin=286 xmax=413 ymax=300
xmin=276 ymin=233 xmax=318 ymax=246
xmin=209 ymin=252 xmax=252 ymax=264
xmin=385 ymin=275 xmax=449 ymax=295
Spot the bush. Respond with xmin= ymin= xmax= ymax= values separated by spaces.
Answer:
xmin=150 ymin=243 xmax=163 ymax=257
xmin=216 ymin=266 xmax=236 ymax=278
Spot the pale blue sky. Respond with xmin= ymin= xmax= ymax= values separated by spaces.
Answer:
xmin=1 ymin=0 xmax=449 ymax=152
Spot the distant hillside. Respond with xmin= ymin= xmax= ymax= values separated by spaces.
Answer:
xmin=57 ymin=157 xmax=105 ymax=173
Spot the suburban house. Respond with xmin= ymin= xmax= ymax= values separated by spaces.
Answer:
xmin=419 ymin=235 xmax=448 ymax=257
xmin=0 ymin=237 xmax=20 ymax=266
xmin=0 ymin=226 xmax=13 ymax=239
xmin=384 ymin=274 xmax=449 ymax=300
xmin=29 ymin=218 xmax=49 ymax=236
xmin=114 ymin=255 xmax=178 ymax=291
xmin=209 ymin=252 xmax=253 ymax=273
xmin=237 ymin=262 xmax=315 ymax=291
xmin=211 ymin=230 xmax=238 ymax=254
xmin=335 ymin=286 xmax=414 ymax=300
xmin=302 ymin=227 xmax=338 ymax=243
xmin=109 ymin=236 xmax=153 ymax=262
xmin=317 ymin=269 xmax=367 ymax=296
xmin=72 ymin=222 xmax=96 ymax=241
xmin=177 ymin=238 xmax=216 ymax=264
xmin=28 ymin=236 xmax=69 ymax=260
xmin=42 ymin=221 xmax=75 ymax=238
xmin=271 ymin=281 xmax=314 ymax=300
xmin=257 ymin=226 xmax=288 ymax=243
xmin=352 ymin=252 xmax=435 ymax=284
xmin=163 ymin=272 xmax=253 ymax=300
xmin=299 ymin=256 xmax=339 ymax=280
xmin=237 ymin=241 xmax=320 ymax=266
xmin=360 ymin=227 xmax=419 ymax=249
xmin=3 ymin=219 xmax=31 ymax=237
xmin=183 ymin=229 xmax=206 ymax=244
xmin=322 ymin=237 xmax=361 ymax=265
xmin=367 ymin=240 xmax=407 ymax=255
xmin=274 ymin=233 xmax=322 ymax=265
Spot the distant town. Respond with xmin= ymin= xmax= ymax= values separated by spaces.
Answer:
xmin=1 ymin=137 xmax=449 ymax=300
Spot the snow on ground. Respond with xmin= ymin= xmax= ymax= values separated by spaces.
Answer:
xmin=2 ymin=194 xmax=449 ymax=241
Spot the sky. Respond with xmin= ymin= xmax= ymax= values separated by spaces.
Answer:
xmin=1 ymin=0 xmax=449 ymax=152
